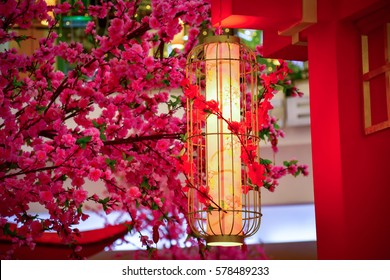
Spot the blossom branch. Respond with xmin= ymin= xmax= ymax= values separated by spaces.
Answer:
xmin=103 ymin=133 xmax=182 ymax=146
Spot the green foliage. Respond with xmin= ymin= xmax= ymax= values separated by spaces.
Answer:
xmin=140 ymin=176 xmax=151 ymax=190
xmin=14 ymin=35 xmax=30 ymax=48
xmin=167 ymin=95 xmax=181 ymax=111
xmin=76 ymin=135 xmax=92 ymax=149
xmin=3 ymin=223 xmax=17 ymax=238
xmin=122 ymin=152 xmax=134 ymax=162
xmin=105 ymin=158 xmax=117 ymax=171
xmin=145 ymin=73 xmax=154 ymax=80
xmin=92 ymin=120 xmax=107 ymax=141
xmin=35 ymin=105 xmax=47 ymax=114
xmin=260 ymin=158 xmax=272 ymax=165
xmin=12 ymin=77 xmax=23 ymax=88
xmin=98 ymin=197 xmax=111 ymax=211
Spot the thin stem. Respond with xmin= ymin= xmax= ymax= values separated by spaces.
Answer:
xmin=103 ymin=133 xmax=182 ymax=146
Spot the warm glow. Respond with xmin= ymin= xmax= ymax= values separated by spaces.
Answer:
xmin=205 ymin=42 xmax=242 ymax=237
xmin=186 ymin=35 xmax=261 ymax=247
xmin=170 ymin=19 xmax=185 ymax=50
xmin=170 ymin=44 xmax=184 ymax=50
xmin=41 ymin=0 xmax=56 ymax=26
xmin=207 ymin=241 xmax=242 ymax=247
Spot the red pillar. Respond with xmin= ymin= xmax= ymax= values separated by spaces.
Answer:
xmin=308 ymin=3 xmax=390 ymax=260
xmin=307 ymin=20 xmax=349 ymax=259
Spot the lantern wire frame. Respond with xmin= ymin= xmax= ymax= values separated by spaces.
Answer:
xmin=185 ymin=35 xmax=262 ymax=246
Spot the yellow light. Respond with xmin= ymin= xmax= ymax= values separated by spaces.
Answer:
xmin=146 ymin=4 xmax=151 ymax=10
xmin=41 ymin=17 xmax=50 ymax=26
xmin=205 ymin=40 xmax=242 ymax=237
xmin=40 ymin=0 xmax=56 ymax=26
xmin=171 ymin=19 xmax=185 ymax=50
xmin=170 ymin=44 xmax=184 ymax=50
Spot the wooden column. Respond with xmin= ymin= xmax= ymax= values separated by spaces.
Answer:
xmin=308 ymin=1 xmax=390 ymax=259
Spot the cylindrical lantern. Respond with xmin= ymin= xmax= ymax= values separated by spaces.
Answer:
xmin=185 ymin=35 xmax=261 ymax=246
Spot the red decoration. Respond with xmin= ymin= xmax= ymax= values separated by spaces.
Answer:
xmin=0 ymin=223 xmax=130 ymax=259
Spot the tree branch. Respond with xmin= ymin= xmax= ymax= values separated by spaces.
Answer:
xmin=103 ymin=133 xmax=182 ymax=146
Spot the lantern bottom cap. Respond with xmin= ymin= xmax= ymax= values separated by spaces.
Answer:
xmin=206 ymin=235 xmax=244 ymax=247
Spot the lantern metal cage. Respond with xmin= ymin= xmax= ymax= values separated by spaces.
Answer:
xmin=185 ymin=35 xmax=262 ymax=246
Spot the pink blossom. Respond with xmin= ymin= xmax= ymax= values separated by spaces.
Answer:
xmin=53 ymin=2 xmax=71 ymax=14
xmin=73 ymin=189 xmax=88 ymax=205
xmin=35 ymin=150 xmax=46 ymax=161
xmin=88 ymin=4 xmax=108 ymax=18
xmin=140 ymin=235 xmax=151 ymax=247
xmin=0 ymin=0 xmax=17 ymax=17
xmin=102 ymin=103 xmax=117 ymax=119
xmin=300 ymin=164 xmax=309 ymax=176
xmin=271 ymin=166 xmax=287 ymax=179
xmin=39 ymin=191 xmax=53 ymax=202
xmin=128 ymin=187 xmax=142 ymax=199
xmin=153 ymin=173 xmax=168 ymax=189
xmin=62 ymin=134 xmax=75 ymax=146
xmin=256 ymin=45 xmax=264 ymax=56
xmin=248 ymin=162 xmax=265 ymax=186
xmin=144 ymin=56 xmax=154 ymax=71
xmin=85 ymin=21 xmax=96 ymax=35
xmin=88 ymin=168 xmax=102 ymax=182
xmin=287 ymin=164 xmax=298 ymax=175
xmin=108 ymin=18 xmax=125 ymax=41
xmin=188 ymin=27 xmax=200 ymax=38
xmin=153 ymin=197 xmax=163 ymax=208
xmin=149 ymin=16 xmax=161 ymax=29
xmin=156 ymin=139 xmax=170 ymax=151
xmin=37 ymin=172 xmax=51 ymax=185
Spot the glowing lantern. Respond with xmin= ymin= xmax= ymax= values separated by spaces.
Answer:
xmin=185 ymin=35 xmax=261 ymax=246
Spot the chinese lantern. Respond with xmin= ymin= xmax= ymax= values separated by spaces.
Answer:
xmin=185 ymin=35 xmax=261 ymax=246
